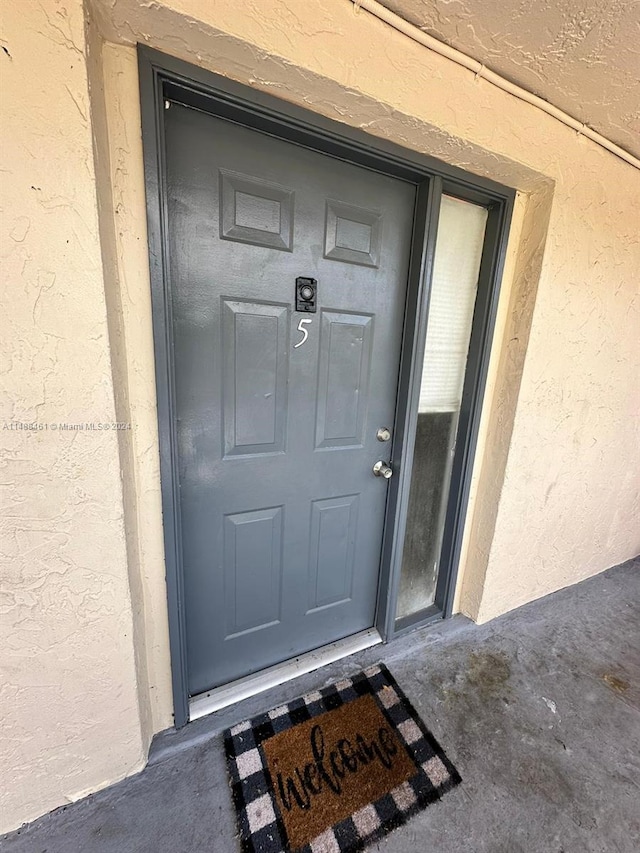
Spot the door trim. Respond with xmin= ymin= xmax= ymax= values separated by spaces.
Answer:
xmin=138 ymin=46 xmax=515 ymax=727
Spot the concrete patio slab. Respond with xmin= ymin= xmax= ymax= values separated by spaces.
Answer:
xmin=2 ymin=557 xmax=638 ymax=853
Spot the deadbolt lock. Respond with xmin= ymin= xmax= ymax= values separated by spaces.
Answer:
xmin=376 ymin=427 xmax=391 ymax=442
xmin=373 ymin=460 xmax=393 ymax=479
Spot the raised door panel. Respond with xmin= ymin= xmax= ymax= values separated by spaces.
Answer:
xmin=219 ymin=169 xmax=294 ymax=251
xmin=307 ymin=494 xmax=359 ymax=612
xmin=324 ymin=200 xmax=382 ymax=268
xmin=315 ymin=310 xmax=374 ymax=449
xmin=223 ymin=506 xmax=284 ymax=638
xmin=222 ymin=299 xmax=289 ymax=457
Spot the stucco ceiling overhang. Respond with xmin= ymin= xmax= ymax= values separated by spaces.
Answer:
xmin=378 ymin=0 xmax=640 ymax=159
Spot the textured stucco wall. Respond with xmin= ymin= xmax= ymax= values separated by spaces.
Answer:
xmin=0 ymin=0 xmax=146 ymax=834
xmin=380 ymin=0 xmax=640 ymax=160
xmin=1 ymin=0 xmax=639 ymax=833
xmin=473 ymin=175 xmax=640 ymax=620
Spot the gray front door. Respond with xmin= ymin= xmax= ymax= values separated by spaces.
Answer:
xmin=165 ymin=104 xmax=415 ymax=696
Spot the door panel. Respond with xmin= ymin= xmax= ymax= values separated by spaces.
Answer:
xmin=315 ymin=311 xmax=373 ymax=449
xmin=307 ymin=494 xmax=359 ymax=611
xmin=223 ymin=506 xmax=283 ymax=637
xmin=222 ymin=300 xmax=289 ymax=456
xmin=165 ymin=104 xmax=415 ymax=695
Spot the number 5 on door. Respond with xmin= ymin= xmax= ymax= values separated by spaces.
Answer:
xmin=294 ymin=318 xmax=312 ymax=349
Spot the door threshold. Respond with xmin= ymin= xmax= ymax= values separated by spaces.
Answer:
xmin=189 ymin=628 xmax=382 ymax=722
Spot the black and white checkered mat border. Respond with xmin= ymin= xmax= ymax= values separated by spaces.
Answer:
xmin=224 ymin=663 xmax=461 ymax=853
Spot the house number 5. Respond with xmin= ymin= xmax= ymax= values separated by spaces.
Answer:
xmin=294 ymin=318 xmax=312 ymax=349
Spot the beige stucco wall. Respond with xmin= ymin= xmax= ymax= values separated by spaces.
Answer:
xmin=0 ymin=0 xmax=147 ymax=833
xmin=1 ymin=0 xmax=638 ymax=834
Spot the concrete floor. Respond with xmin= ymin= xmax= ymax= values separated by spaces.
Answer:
xmin=3 ymin=557 xmax=639 ymax=853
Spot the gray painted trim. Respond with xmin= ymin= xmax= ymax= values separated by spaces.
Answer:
xmin=138 ymin=56 xmax=190 ymax=728
xmin=137 ymin=46 xmax=515 ymax=726
xmin=140 ymin=48 xmax=513 ymax=198
xmin=438 ymin=189 xmax=515 ymax=619
xmin=376 ymin=177 xmax=442 ymax=639
xmin=394 ymin=603 xmax=443 ymax=637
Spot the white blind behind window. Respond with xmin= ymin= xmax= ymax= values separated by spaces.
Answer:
xmin=418 ymin=196 xmax=488 ymax=413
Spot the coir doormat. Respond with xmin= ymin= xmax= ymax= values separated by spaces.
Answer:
xmin=224 ymin=664 xmax=461 ymax=853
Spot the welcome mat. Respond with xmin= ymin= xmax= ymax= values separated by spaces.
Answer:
xmin=224 ymin=664 xmax=461 ymax=853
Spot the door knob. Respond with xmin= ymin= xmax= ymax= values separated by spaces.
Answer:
xmin=373 ymin=460 xmax=393 ymax=479
xmin=376 ymin=427 xmax=391 ymax=442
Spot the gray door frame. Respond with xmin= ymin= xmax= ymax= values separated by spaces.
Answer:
xmin=138 ymin=46 xmax=515 ymax=728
